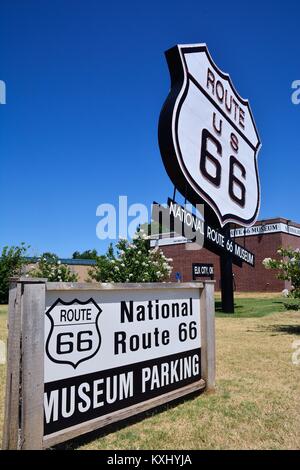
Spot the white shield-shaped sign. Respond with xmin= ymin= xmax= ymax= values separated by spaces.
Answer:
xmin=45 ymin=298 xmax=102 ymax=369
xmin=158 ymin=43 xmax=261 ymax=227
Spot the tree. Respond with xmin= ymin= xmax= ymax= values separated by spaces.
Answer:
xmin=263 ymin=247 xmax=300 ymax=309
xmin=30 ymin=252 xmax=78 ymax=282
xmin=88 ymin=230 xmax=173 ymax=282
xmin=0 ymin=243 xmax=28 ymax=304
xmin=72 ymin=249 xmax=99 ymax=260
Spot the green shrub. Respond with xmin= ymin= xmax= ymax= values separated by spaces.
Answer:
xmin=88 ymin=229 xmax=173 ymax=283
xmin=283 ymin=299 xmax=300 ymax=311
xmin=263 ymin=247 xmax=300 ymax=300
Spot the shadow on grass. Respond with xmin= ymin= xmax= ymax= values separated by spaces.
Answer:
xmin=53 ymin=389 xmax=202 ymax=450
xmin=215 ymin=301 xmax=244 ymax=314
xmin=215 ymin=301 xmax=241 ymax=312
xmin=215 ymin=298 xmax=285 ymax=317
xmin=262 ymin=324 xmax=300 ymax=336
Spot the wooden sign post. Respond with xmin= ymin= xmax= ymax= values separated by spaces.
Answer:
xmin=3 ymin=277 xmax=215 ymax=450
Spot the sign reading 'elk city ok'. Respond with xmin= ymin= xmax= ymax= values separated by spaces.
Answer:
xmin=3 ymin=279 xmax=215 ymax=449
xmin=159 ymin=43 xmax=261 ymax=227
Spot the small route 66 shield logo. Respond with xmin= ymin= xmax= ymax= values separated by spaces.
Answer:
xmin=45 ymin=298 xmax=102 ymax=369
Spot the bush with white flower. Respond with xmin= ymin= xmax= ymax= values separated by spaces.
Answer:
xmin=262 ymin=247 xmax=300 ymax=303
xmin=30 ymin=252 xmax=78 ymax=282
xmin=89 ymin=229 xmax=173 ymax=283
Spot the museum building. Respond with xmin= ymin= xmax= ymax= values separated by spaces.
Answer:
xmin=150 ymin=217 xmax=300 ymax=292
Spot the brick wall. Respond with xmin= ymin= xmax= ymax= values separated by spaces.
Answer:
xmin=72 ymin=264 xmax=92 ymax=282
xmin=232 ymin=232 xmax=285 ymax=292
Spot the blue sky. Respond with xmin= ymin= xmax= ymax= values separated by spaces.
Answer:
xmin=0 ymin=0 xmax=299 ymax=257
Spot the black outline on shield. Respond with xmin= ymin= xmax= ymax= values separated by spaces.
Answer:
xmin=158 ymin=43 xmax=261 ymax=227
xmin=45 ymin=297 xmax=102 ymax=369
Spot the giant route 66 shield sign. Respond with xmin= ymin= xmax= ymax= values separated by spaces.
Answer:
xmin=158 ymin=44 xmax=261 ymax=227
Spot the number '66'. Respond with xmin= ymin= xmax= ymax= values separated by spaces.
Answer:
xmin=56 ymin=331 xmax=93 ymax=354
xmin=200 ymin=128 xmax=246 ymax=207
xmin=179 ymin=321 xmax=197 ymax=342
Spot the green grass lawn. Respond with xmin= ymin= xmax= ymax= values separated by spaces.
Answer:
xmin=0 ymin=296 xmax=299 ymax=450
xmin=215 ymin=296 xmax=285 ymax=318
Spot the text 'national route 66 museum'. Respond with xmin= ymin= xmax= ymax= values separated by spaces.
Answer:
xmin=150 ymin=217 xmax=300 ymax=292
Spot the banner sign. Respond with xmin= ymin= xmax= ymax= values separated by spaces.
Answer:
xmin=231 ymin=222 xmax=300 ymax=238
xmin=158 ymin=43 xmax=261 ymax=228
xmin=152 ymin=201 xmax=255 ymax=267
xmin=192 ymin=264 xmax=214 ymax=280
xmin=168 ymin=199 xmax=255 ymax=266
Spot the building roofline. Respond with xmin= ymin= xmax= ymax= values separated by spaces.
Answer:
xmin=24 ymin=257 xmax=96 ymax=266
xmin=242 ymin=217 xmax=300 ymax=229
